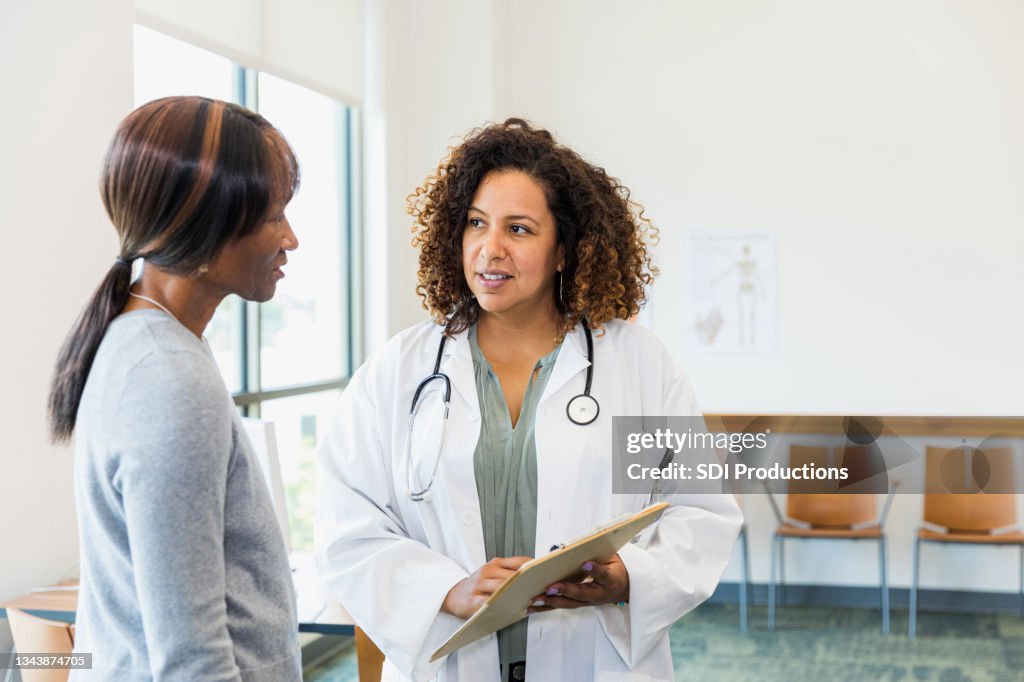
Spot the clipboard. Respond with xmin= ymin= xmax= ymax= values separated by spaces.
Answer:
xmin=430 ymin=502 xmax=669 ymax=662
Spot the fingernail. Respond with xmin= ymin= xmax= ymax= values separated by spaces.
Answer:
xmin=583 ymin=562 xmax=594 ymax=572
xmin=546 ymin=587 xmax=559 ymax=596
xmin=532 ymin=599 xmax=545 ymax=607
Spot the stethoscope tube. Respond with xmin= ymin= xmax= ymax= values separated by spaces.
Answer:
xmin=404 ymin=340 xmax=451 ymax=501
xmin=405 ymin=319 xmax=599 ymax=502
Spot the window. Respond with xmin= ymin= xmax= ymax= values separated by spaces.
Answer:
xmin=133 ymin=25 xmax=360 ymax=551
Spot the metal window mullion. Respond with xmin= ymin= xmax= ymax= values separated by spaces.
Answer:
xmin=237 ymin=298 xmax=249 ymax=417
xmin=338 ymin=106 xmax=353 ymax=377
xmin=232 ymin=65 xmax=246 ymax=109
xmin=241 ymin=66 xmax=261 ymax=417
xmin=231 ymin=65 xmax=251 ymax=416
xmin=241 ymin=67 xmax=258 ymax=110
xmin=232 ymin=377 xmax=349 ymax=408
xmin=245 ymin=299 xmax=262 ymax=418
xmin=348 ymin=107 xmax=364 ymax=368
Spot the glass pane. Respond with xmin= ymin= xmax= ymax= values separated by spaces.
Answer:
xmin=260 ymin=390 xmax=341 ymax=552
xmin=132 ymin=25 xmax=235 ymax=106
xmin=206 ymin=296 xmax=243 ymax=393
xmin=257 ymin=73 xmax=348 ymax=389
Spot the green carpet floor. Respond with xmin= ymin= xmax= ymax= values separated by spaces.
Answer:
xmin=305 ymin=603 xmax=1024 ymax=681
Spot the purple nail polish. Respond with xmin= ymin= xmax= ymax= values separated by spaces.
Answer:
xmin=583 ymin=562 xmax=594 ymax=572
xmin=546 ymin=587 xmax=558 ymax=596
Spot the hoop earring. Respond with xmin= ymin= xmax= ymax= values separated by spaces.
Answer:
xmin=558 ymin=271 xmax=565 ymax=308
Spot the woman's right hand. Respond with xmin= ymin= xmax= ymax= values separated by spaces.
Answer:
xmin=442 ymin=556 xmax=533 ymax=619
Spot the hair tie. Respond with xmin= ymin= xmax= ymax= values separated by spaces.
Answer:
xmin=115 ymin=255 xmax=132 ymax=266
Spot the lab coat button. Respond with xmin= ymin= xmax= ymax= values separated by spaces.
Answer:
xmin=462 ymin=511 xmax=476 ymax=526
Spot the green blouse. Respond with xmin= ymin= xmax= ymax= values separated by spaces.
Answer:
xmin=468 ymin=324 xmax=561 ymax=667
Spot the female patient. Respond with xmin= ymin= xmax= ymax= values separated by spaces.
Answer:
xmin=48 ymin=96 xmax=302 ymax=681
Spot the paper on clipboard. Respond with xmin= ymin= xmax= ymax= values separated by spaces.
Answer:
xmin=430 ymin=502 xmax=670 ymax=662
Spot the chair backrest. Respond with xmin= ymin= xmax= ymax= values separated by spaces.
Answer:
xmin=6 ymin=608 xmax=74 ymax=682
xmin=786 ymin=445 xmax=877 ymax=527
xmin=835 ymin=442 xmax=890 ymax=493
xmin=241 ymin=418 xmax=292 ymax=552
xmin=924 ymin=445 xmax=1016 ymax=533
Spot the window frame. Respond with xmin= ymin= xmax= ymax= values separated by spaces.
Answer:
xmin=132 ymin=24 xmax=364 ymax=550
xmin=215 ymin=66 xmax=363 ymax=417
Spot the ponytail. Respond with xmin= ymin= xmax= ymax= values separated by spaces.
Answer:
xmin=47 ymin=258 xmax=134 ymax=443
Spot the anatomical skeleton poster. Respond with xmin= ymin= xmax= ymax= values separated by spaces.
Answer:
xmin=681 ymin=232 xmax=777 ymax=355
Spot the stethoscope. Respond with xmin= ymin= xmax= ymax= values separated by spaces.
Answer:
xmin=404 ymin=319 xmax=600 ymax=502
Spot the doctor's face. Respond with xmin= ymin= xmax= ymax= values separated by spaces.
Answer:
xmin=462 ymin=170 xmax=564 ymax=319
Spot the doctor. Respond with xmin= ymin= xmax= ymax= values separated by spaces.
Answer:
xmin=317 ymin=119 xmax=742 ymax=682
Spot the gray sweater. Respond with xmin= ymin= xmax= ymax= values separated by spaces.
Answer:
xmin=70 ymin=311 xmax=301 ymax=681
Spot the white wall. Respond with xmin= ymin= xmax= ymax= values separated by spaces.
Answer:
xmin=262 ymin=0 xmax=363 ymax=104
xmin=136 ymin=0 xmax=363 ymax=105
xmin=486 ymin=0 xmax=1024 ymax=592
xmin=0 ymin=0 xmax=133 ymax=603
xmin=494 ymin=0 xmax=1024 ymax=416
xmin=362 ymin=0 xmax=499 ymax=349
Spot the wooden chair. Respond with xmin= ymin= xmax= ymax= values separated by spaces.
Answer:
xmin=729 ymin=492 xmax=752 ymax=633
xmin=768 ymin=445 xmax=894 ymax=633
xmin=736 ymin=524 xmax=752 ymax=633
xmin=908 ymin=445 xmax=1024 ymax=638
xmin=5 ymin=609 xmax=75 ymax=682
xmin=354 ymin=626 xmax=385 ymax=682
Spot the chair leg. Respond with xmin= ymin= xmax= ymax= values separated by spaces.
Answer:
xmin=355 ymin=627 xmax=385 ymax=682
xmin=739 ymin=528 xmax=750 ymax=633
xmin=779 ymin=536 xmax=787 ymax=607
xmin=769 ymin=534 xmax=778 ymax=630
xmin=909 ymin=536 xmax=921 ymax=639
xmin=879 ymin=535 xmax=890 ymax=635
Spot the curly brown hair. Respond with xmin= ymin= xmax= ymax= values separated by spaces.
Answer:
xmin=409 ymin=118 xmax=659 ymax=339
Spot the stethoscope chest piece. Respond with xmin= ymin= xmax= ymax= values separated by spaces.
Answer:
xmin=567 ymin=393 xmax=599 ymax=425
xmin=565 ymin=318 xmax=600 ymax=426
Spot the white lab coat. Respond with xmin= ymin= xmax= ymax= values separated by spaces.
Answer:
xmin=316 ymin=319 xmax=743 ymax=682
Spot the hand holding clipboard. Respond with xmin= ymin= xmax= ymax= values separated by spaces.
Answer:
xmin=431 ymin=502 xmax=670 ymax=662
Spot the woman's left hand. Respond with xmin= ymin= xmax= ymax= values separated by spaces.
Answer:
xmin=527 ymin=554 xmax=630 ymax=613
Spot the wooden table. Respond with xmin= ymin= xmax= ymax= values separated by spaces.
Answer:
xmin=0 ymin=553 xmax=354 ymax=636
xmin=0 ymin=553 xmax=384 ymax=681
